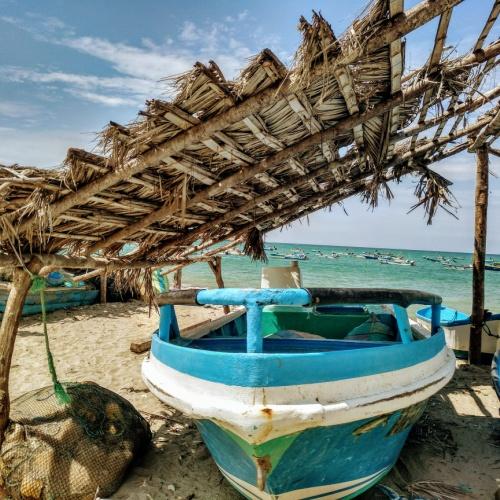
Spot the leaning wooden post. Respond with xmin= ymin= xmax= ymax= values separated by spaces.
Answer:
xmin=100 ymin=270 xmax=108 ymax=304
xmin=208 ymin=257 xmax=230 ymax=315
xmin=0 ymin=267 xmax=32 ymax=443
xmin=469 ymin=144 xmax=489 ymax=365
xmin=173 ymin=269 xmax=183 ymax=290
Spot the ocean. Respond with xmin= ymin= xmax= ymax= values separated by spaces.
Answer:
xmin=178 ymin=242 xmax=500 ymax=314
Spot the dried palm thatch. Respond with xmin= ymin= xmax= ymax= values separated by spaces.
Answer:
xmin=0 ymin=0 xmax=497 ymax=294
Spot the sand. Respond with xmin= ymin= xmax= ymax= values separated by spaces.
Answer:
xmin=8 ymin=300 xmax=500 ymax=499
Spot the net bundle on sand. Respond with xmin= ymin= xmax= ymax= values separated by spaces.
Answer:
xmin=0 ymin=382 xmax=151 ymax=499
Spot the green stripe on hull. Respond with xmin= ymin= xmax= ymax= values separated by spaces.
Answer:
xmin=196 ymin=403 xmax=425 ymax=498
xmin=217 ymin=424 xmax=301 ymax=474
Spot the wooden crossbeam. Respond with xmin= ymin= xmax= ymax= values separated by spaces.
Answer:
xmin=170 ymin=122 xmax=485 ymax=262
xmin=152 ymin=115 xmax=487 ymax=258
xmin=385 ymin=0 xmax=404 ymax=160
xmin=433 ymin=2 xmax=500 ymax=145
xmin=285 ymin=91 xmax=338 ymax=162
xmin=83 ymin=42 xmax=500 ymax=256
xmin=469 ymin=107 xmax=500 ymax=150
xmin=392 ymin=85 xmax=500 ymax=142
xmin=410 ymin=8 xmax=453 ymax=150
xmin=473 ymin=0 xmax=500 ymax=52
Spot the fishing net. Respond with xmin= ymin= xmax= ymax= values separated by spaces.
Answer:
xmin=0 ymin=383 xmax=151 ymax=499
xmin=345 ymin=312 xmax=396 ymax=342
xmin=0 ymin=275 xmax=152 ymax=499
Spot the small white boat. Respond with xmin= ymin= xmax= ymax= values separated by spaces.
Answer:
xmin=380 ymin=257 xmax=415 ymax=266
xmin=415 ymin=305 xmax=499 ymax=358
xmin=284 ymin=252 xmax=308 ymax=261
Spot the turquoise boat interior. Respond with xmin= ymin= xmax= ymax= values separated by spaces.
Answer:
xmin=150 ymin=288 xmax=446 ymax=387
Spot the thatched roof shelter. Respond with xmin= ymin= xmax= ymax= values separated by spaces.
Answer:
xmin=0 ymin=0 xmax=498 ymax=278
xmin=0 ymin=0 xmax=499 ymax=442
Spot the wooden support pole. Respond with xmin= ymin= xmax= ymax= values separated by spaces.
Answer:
xmin=0 ymin=267 xmax=33 ymax=443
xmin=100 ymin=270 xmax=108 ymax=304
xmin=208 ymin=257 xmax=230 ymax=314
xmin=469 ymin=145 xmax=489 ymax=365
xmin=173 ymin=269 xmax=183 ymax=290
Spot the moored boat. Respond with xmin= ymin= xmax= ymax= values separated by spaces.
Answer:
xmin=283 ymin=252 xmax=308 ymax=261
xmin=415 ymin=305 xmax=499 ymax=358
xmin=143 ymin=287 xmax=454 ymax=499
xmin=485 ymin=262 xmax=500 ymax=271
xmin=0 ymin=280 xmax=98 ymax=316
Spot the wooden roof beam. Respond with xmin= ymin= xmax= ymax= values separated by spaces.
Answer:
xmin=469 ymin=106 xmax=500 ymax=150
xmin=433 ymin=3 xmax=500 ymax=144
xmin=84 ymin=41 xmax=500 ymax=255
xmin=285 ymin=92 xmax=338 ymax=162
xmin=169 ymin=153 xmax=458 ymax=265
xmin=385 ymin=0 xmax=404 ymax=160
xmin=153 ymin=157 xmax=351 ymax=254
xmin=392 ymin=84 xmax=500 ymax=142
xmin=410 ymin=8 xmax=453 ymax=149
xmin=174 ymin=128 xmax=482 ymax=260
xmin=473 ymin=0 xmax=500 ymax=52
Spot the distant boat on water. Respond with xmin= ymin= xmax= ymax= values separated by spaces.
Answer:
xmin=284 ymin=252 xmax=308 ymax=261
xmin=361 ymin=253 xmax=379 ymax=260
xmin=485 ymin=262 xmax=500 ymax=271
xmin=380 ymin=257 xmax=415 ymax=266
xmin=443 ymin=264 xmax=472 ymax=271
xmin=423 ymin=256 xmax=440 ymax=262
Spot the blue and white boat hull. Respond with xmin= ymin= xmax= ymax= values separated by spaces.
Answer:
xmin=143 ymin=337 xmax=454 ymax=498
xmin=142 ymin=288 xmax=455 ymax=499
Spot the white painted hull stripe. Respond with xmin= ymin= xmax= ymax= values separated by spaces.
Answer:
xmin=218 ymin=465 xmax=390 ymax=499
xmin=142 ymin=347 xmax=455 ymax=442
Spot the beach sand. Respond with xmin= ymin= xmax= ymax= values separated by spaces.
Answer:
xmin=8 ymin=300 xmax=499 ymax=499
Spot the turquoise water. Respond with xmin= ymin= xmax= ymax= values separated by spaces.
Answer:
xmin=178 ymin=243 xmax=500 ymax=314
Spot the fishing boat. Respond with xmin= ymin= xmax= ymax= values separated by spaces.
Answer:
xmin=284 ymin=252 xmax=308 ymax=261
xmin=442 ymin=264 xmax=472 ymax=271
xmin=143 ymin=287 xmax=454 ymax=499
xmin=485 ymin=262 xmax=500 ymax=271
xmin=0 ymin=280 xmax=98 ymax=316
xmin=415 ymin=305 xmax=499 ymax=358
xmin=423 ymin=256 xmax=440 ymax=262
xmin=379 ymin=257 xmax=415 ymax=266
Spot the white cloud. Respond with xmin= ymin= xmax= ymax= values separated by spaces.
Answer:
xmin=0 ymin=128 xmax=94 ymax=167
xmin=432 ymin=152 xmax=500 ymax=183
xmin=0 ymin=12 xmax=264 ymax=109
xmin=0 ymin=66 xmax=157 ymax=106
xmin=0 ymin=100 xmax=40 ymax=118
xmin=61 ymin=36 xmax=194 ymax=81
xmin=0 ymin=13 xmax=74 ymax=41
xmin=65 ymin=89 xmax=139 ymax=107
xmin=180 ymin=21 xmax=199 ymax=42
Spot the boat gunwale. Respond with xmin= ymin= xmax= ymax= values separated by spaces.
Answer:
xmin=149 ymin=328 xmax=449 ymax=387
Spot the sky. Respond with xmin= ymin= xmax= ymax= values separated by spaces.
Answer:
xmin=0 ymin=0 xmax=498 ymax=253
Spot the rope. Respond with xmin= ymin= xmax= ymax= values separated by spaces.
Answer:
xmin=30 ymin=275 xmax=71 ymax=405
